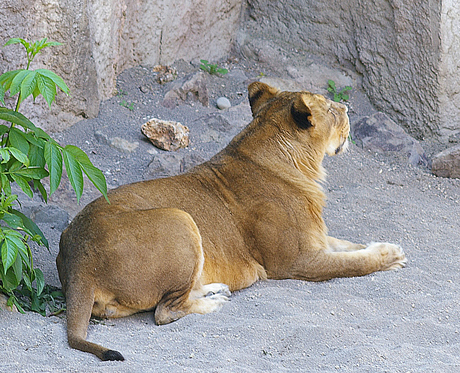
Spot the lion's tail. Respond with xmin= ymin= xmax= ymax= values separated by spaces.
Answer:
xmin=65 ymin=284 xmax=125 ymax=361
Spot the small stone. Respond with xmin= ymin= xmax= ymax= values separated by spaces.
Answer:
xmin=139 ymin=85 xmax=149 ymax=93
xmin=141 ymin=118 xmax=189 ymax=151
xmin=153 ymin=65 xmax=177 ymax=84
xmin=216 ymin=97 xmax=231 ymax=110
xmin=94 ymin=130 xmax=110 ymax=145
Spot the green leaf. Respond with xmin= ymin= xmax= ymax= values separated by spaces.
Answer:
xmin=62 ymin=148 xmax=83 ymax=202
xmin=64 ymin=145 xmax=108 ymax=201
xmin=9 ymin=127 xmax=30 ymax=156
xmin=32 ymin=85 xmax=41 ymax=101
xmin=327 ymin=79 xmax=336 ymax=90
xmin=23 ymin=131 xmax=45 ymax=148
xmin=19 ymin=71 xmax=38 ymax=105
xmin=36 ymin=74 xmax=57 ymax=108
xmin=0 ymin=266 xmax=20 ymax=292
xmin=11 ymin=210 xmax=48 ymax=248
xmin=81 ymin=162 xmax=108 ymax=202
xmin=34 ymin=268 xmax=45 ymax=296
xmin=0 ymin=107 xmax=37 ymax=131
xmin=5 ymin=230 xmax=28 ymax=256
xmin=0 ymin=124 xmax=10 ymax=136
xmin=0 ymin=83 xmax=5 ymax=105
xmin=1 ymin=212 xmax=25 ymax=230
xmin=9 ymin=70 xmax=29 ymax=97
xmin=14 ymin=167 xmax=49 ymax=179
xmin=17 ymin=246 xmax=32 ymax=271
xmin=4 ymin=38 xmax=25 ymax=47
xmin=12 ymin=255 xmax=23 ymax=285
xmin=33 ymin=180 xmax=48 ymax=203
xmin=9 ymin=146 xmax=29 ymax=166
xmin=44 ymin=141 xmax=63 ymax=195
xmin=28 ymin=143 xmax=46 ymax=167
xmin=22 ymin=270 xmax=33 ymax=291
xmin=10 ymin=173 xmax=33 ymax=198
xmin=35 ymin=69 xmax=69 ymax=95
xmin=0 ymin=148 xmax=10 ymax=163
xmin=33 ymin=127 xmax=51 ymax=141
xmin=1 ymin=237 xmax=18 ymax=274
xmin=0 ymin=174 xmax=11 ymax=195
xmin=8 ymin=160 xmax=23 ymax=172
xmin=0 ymin=70 xmax=22 ymax=91
xmin=3 ymin=194 xmax=18 ymax=207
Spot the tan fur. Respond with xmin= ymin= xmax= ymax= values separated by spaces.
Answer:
xmin=57 ymin=82 xmax=406 ymax=361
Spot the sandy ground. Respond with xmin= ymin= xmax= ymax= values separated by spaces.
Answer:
xmin=1 ymin=53 xmax=460 ymax=372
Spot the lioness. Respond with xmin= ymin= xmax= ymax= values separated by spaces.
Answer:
xmin=57 ymin=82 xmax=406 ymax=361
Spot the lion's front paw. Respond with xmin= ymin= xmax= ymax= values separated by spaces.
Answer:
xmin=367 ymin=242 xmax=407 ymax=271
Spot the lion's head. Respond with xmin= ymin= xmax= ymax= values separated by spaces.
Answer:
xmin=247 ymin=82 xmax=350 ymax=158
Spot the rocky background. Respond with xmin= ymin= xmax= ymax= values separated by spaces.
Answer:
xmin=1 ymin=0 xmax=459 ymax=176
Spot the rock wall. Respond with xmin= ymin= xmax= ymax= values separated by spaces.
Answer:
xmin=0 ymin=0 xmax=242 ymax=132
xmin=439 ymin=1 xmax=460 ymax=142
xmin=243 ymin=0 xmax=459 ymax=143
xmin=2 ymin=0 xmax=458 ymax=142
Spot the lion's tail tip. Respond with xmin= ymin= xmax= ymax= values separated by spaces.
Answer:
xmin=101 ymin=349 xmax=125 ymax=361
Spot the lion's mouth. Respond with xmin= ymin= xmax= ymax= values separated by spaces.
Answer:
xmin=335 ymin=138 xmax=349 ymax=155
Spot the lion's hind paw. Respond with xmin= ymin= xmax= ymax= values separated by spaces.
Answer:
xmin=203 ymin=283 xmax=231 ymax=298
xmin=189 ymin=283 xmax=231 ymax=315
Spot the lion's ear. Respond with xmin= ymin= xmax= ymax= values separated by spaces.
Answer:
xmin=291 ymin=94 xmax=313 ymax=129
xmin=248 ymin=82 xmax=279 ymax=117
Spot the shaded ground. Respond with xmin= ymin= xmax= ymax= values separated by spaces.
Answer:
xmin=1 ymin=48 xmax=460 ymax=372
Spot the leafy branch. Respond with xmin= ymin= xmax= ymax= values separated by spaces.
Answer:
xmin=0 ymin=37 xmax=108 ymax=313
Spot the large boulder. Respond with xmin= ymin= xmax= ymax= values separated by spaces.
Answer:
xmin=352 ymin=112 xmax=429 ymax=167
xmin=432 ymin=145 xmax=460 ymax=179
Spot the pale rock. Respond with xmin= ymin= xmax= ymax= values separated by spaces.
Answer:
xmin=141 ymin=118 xmax=190 ymax=151
xmin=110 ymin=137 xmax=139 ymax=153
xmin=94 ymin=131 xmax=139 ymax=153
xmin=432 ymin=144 xmax=460 ymax=179
xmin=216 ymin=97 xmax=231 ymax=110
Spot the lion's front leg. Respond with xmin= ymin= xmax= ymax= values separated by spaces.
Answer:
xmin=291 ymin=241 xmax=407 ymax=281
xmin=327 ymin=236 xmax=366 ymax=252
